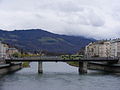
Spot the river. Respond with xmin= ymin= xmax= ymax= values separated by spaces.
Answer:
xmin=0 ymin=62 xmax=120 ymax=90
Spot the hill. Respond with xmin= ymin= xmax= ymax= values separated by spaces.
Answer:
xmin=0 ymin=29 xmax=95 ymax=54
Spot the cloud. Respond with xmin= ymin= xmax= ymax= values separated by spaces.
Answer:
xmin=0 ymin=0 xmax=120 ymax=39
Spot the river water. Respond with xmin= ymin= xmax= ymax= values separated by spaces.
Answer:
xmin=0 ymin=62 xmax=120 ymax=90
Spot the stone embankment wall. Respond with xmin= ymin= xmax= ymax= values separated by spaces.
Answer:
xmin=0 ymin=63 xmax=22 ymax=75
xmin=88 ymin=62 xmax=120 ymax=73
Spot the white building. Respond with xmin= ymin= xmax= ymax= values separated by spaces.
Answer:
xmin=0 ymin=41 xmax=9 ymax=58
xmin=85 ymin=39 xmax=120 ymax=58
xmin=85 ymin=41 xmax=111 ymax=58
xmin=0 ymin=41 xmax=5 ymax=58
xmin=110 ymin=39 xmax=120 ymax=58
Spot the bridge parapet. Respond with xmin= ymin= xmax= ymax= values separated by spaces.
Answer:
xmin=5 ymin=56 xmax=119 ymax=62
xmin=4 ymin=56 xmax=120 ymax=74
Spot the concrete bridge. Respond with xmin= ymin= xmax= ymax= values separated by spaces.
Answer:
xmin=5 ymin=56 xmax=119 ymax=74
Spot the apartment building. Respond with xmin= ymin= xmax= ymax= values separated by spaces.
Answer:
xmin=85 ymin=39 xmax=120 ymax=58
xmin=0 ymin=41 xmax=19 ymax=58
xmin=85 ymin=41 xmax=111 ymax=58
xmin=6 ymin=48 xmax=19 ymax=57
xmin=0 ymin=41 xmax=8 ymax=58
xmin=110 ymin=39 xmax=120 ymax=58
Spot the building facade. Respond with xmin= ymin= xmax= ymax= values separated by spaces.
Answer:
xmin=6 ymin=48 xmax=19 ymax=57
xmin=86 ymin=39 xmax=120 ymax=58
xmin=0 ymin=42 xmax=9 ymax=64
xmin=110 ymin=39 xmax=120 ymax=58
xmin=85 ymin=38 xmax=120 ymax=58
xmin=0 ymin=41 xmax=8 ymax=58
xmin=85 ymin=41 xmax=111 ymax=58
xmin=0 ymin=41 xmax=19 ymax=59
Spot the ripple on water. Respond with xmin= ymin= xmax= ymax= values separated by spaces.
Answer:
xmin=0 ymin=62 xmax=119 ymax=90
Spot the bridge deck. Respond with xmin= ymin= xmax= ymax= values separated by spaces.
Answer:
xmin=5 ymin=57 xmax=119 ymax=62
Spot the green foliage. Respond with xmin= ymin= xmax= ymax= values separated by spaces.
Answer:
xmin=61 ymin=55 xmax=84 ymax=60
xmin=11 ymin=39 xmax=18 ymax=42
xmin=0 ymin=37 xmax=9 ymax=41
xmin=67 ymin=62 xmax=79 ymax=67
xmin=12 ymin=52 xmax=21 ymax=58
xmin=57 ymin=38 xmax=65 ymax=41
xmin=20 ymin=53 xmax=41 ymax=57
xmin=9 ymin=35 xmax=18 ymax=38
xmin=38 ymin=37 xmax=59 ymax=44
xmin=61 ymin=55 xmax=70 ymax=60
xmin=20 ymin=53 xmax=29 ymax=57
xmin=62 ymin=54 xmax=84 ymax=67
xmin=22 ymin=62 xmax=30 ymax=68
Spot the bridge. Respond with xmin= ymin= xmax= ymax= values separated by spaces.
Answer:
xmin=5 ymin=56 xmax=119 ymax=74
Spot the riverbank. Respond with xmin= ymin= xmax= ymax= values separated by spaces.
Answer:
xmin=67 ymin=62 xmax=120 ymax=73
xmin=88 ymin=62 xmax=120 ymax=73
xmin=0 ymin=63 xmax=22 ymax=75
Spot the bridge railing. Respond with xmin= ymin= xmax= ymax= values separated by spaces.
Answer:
xmin=5 ymin=56 xmax=119 ymax=62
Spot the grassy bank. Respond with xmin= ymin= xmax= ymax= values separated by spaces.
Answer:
xmin=67 ymin=62 xmax=79 ymax=67
xmin=22 ymin=62 xmax=30 ymax=68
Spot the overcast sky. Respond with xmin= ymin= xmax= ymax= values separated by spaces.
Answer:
xmin=0 ymin=0 xmax=120 ymax=39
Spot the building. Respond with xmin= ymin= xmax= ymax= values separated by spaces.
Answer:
xmin=0 ymin=41 xmax=4 ymax=58
xmin=99 ymin=41 xmax=111 ymax=57
xmin=6 ymin=48 xmax=19 ymax=57
xmin=85 ymin=43 xmax=94 ymax=58
xmin=85 ymin=39 xmax=120 ymax=58
xmin=0 ymin=41 xmax=9 ymax=58
xmin=0 ymin=42 xmax=9 ymax=64
xmin=85 ymin=41 xmax=111 ymax=58
xmin=0 ymin=41 xmax=19 ymax=59
xmin=110 ymin=39 xmax=120 ymax=58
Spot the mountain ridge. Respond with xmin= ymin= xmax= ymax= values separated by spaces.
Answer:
xmin=0 ymin=29 xmax=96 ymax=54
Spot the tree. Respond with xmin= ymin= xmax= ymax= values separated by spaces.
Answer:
xmin=12 ymin=52 xmax=21 ymax=58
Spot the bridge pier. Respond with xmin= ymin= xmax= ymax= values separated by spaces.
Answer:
xmin=78 ymin=62 xmax=88 ymax=74
xmin=118 ymin=58 xmax=120 ymax=64
xmin=38 ymin=62 xmax=43 ymax=74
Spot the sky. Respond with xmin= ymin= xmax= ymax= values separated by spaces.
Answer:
xmin=0 ymin=0 xmax=120 ymax=39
